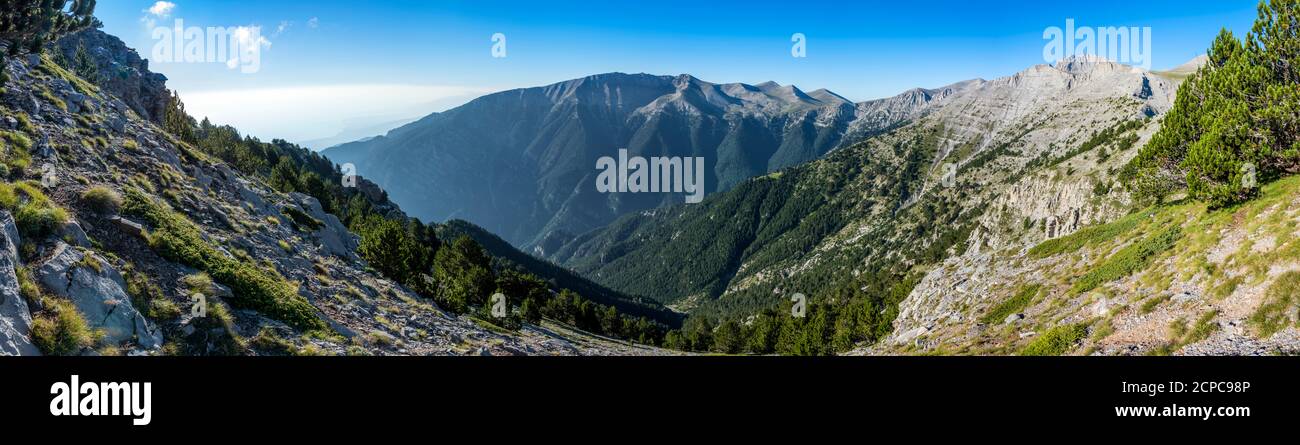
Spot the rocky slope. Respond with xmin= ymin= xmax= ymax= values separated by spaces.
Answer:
xmin=865 ymin=174 xmax=1300 ymax=356
xmin=0 ymin=45 xmax=669 ymax=356
xmin=323 ymin=73 xmax=974 ymax=250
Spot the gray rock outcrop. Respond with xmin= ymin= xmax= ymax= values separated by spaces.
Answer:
xmin=0 ymin=211 xmax=40 ymax=356
xmin=37 ymin=243 xmax=163 ymax=349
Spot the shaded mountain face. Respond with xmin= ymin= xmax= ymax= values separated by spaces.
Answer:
xmin=546 ymin=57 xmax=1179 ymax=321
xmin=323 ymin=73 xmax=975 ymax=250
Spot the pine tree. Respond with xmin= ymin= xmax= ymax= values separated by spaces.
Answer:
xmin=713 ymin=320 xmax=743 ymax=354
xmin=51 ymin=46 xmax=71 ymax=68
xmin=163 ymin=91 xmax=197 ymax=144
xmin=432 ymin=236 xmax=494 ymax=313
xmin=0 ymin=0 xmax=100 ymax=89
xmin=72 ymin=41 xmax=97 ymax=82
xmin=1128 ymin=0 xmax=1300 ymax=207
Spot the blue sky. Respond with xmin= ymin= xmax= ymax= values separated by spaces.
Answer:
xmin=96 ymin=0 xmax=1260 ymax=144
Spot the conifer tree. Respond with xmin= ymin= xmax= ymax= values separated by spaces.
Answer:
xmin=0 ymin=0 xmax=100 ymax=89
xmin=72 ymin=41 xmax=96 ymax=82
xmin=1128 ymin=0 xmax=1300 ymax=207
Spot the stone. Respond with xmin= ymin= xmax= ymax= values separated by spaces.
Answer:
xmin=65 ymin=92 xmax=86 ymax=107
xmin=25 ymin=54 xmax=41 ymax=66
xmin=106 ymin=115 xmax=126 ymax=134
xmin=1171 ymin=291 xmax=1199 ymax=304
xmin=235 ymin=180 xmax=268 ymax=212
xmin=1004 ymin=313 xmax=1025 ymax=324
xmin=149 ymin=145 xmax=183 ymax=171
xmin=61 ymin=221 xmax=92 ymax=248
xmin=290 ymin=193 xmax=359 ymax=260
xmin=22 ymin=93 xmax=41 ymax=115
xmin=0 ymin=211 xmax=40 ymax=356
xmin=37 ymin=243 xmax=163 ymax=349
xmin=110 ymin=216 xmax=147 ymax=238
xmin=50 ymin=79 xmax=72 ymax=94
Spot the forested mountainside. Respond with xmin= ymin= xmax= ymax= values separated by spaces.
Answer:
xmin=550 ymin=56 xmax=1182 ymax=354
xmin=562 ymin=0 xmax=1299 ymax=357
xmin=323 ymin=73 xmax=976 ymax=250
xmin=0 ymin=24 xmax=675 ymax=356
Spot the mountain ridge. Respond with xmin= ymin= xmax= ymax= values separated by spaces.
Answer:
xmin=322 ymin=72 xmax=976 ymax=250
xmin=545 ymin=56 xmax=1179 ymax=334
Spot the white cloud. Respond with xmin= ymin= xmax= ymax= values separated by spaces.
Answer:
xmin=140 ymin=1 xmax=176 ymax=29
xmin=180 ymin=84 xmax=490 ymax=142
xmin=147 ymin=1 xmax=176 ymax=18
xmin=232 ymin=26 xmax=272 ymax=49
xmin=307 ymin=17 xmax=319 ymax=29
xmin=273 ymin=20 xmax=293 ymax=38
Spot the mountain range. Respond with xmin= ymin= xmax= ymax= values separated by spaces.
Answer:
xmin=322 ymin=73 xmax=978 ymax=250
xmin=545 ymin=56 xmax=1181 ymax=321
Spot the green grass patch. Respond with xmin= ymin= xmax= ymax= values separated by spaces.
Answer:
xmin=980 ymin=284 xmax=1041 ymax=324
xmin=1139 ymin=293 xmax=1171 ymax=314
xmin=0 ymin=129 xmax=34 ymax=174
xmin=1029 ymin=209 xmax=1152 ymax=259
xmin=122 ymin=188 xmax=327 ymax=331
xmin=38 ymin=53 xmax=101 ymax=97
xmin=38 ymin=87 xmax=67 ymax=112
xmin=30 ymin=298 xmax=100 ymax=355
xmin=1020 ymin=322 xmax=1090 ymax=356
xmin=1249 ymin=272 xmax=1300 ymax=338
xmin=1153 ymin=310 xmax=1220 ymax=355
xmin=81 ymin=186 xmax=122 ymax=215
xmin=124 ymin=265 xmax=183 ymax=321
xmin=0 ymin=181 xmax=70 ymax=240
xmin=1071 ymin=225 xmax=1183 ymax=295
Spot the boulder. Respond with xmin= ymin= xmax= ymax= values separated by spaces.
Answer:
xmin=61 ymin=220 xmax=92 ymax=248
xmin=235 ymin=179 xmax=269 ymax=213
xmin=290 ymin=193 xmax=359 ymax=260
xmin=37 ymin=243 xmax=163 ymax=349
xmin=149 ymin=145 xmax=183 ymax=171
xmin=110 ymin=216 xmax=147 ymax=238
xmin=49 ymin=78 xmax=72 ymax=94
xmin=106 ymin=114 xmax=126 ymax=134
xmin=0 ymin=211 xmax=40 ymax=356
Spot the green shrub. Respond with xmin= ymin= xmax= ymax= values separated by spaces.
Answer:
xmin=281 ymin=206 xmax=323 ymax=231
xmin=31 ymin=299 xmax=98 ymax=355
xmin=0 ymin=182 xmax=70 ymax=240
xmin=122 ymin=189 xmax=326 ymax=331
xmin=80 ymin=186 xmax=122 ymax=215
xmin=124 ymin=265 xmax=183 ymax=321
xmin=1020 ymin=323 xmax=1089 ymax=356
xmin=0 ymin=130 xmax=33 ymax=174
xmin=182 ymin=272 xmax=215 ymax=295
